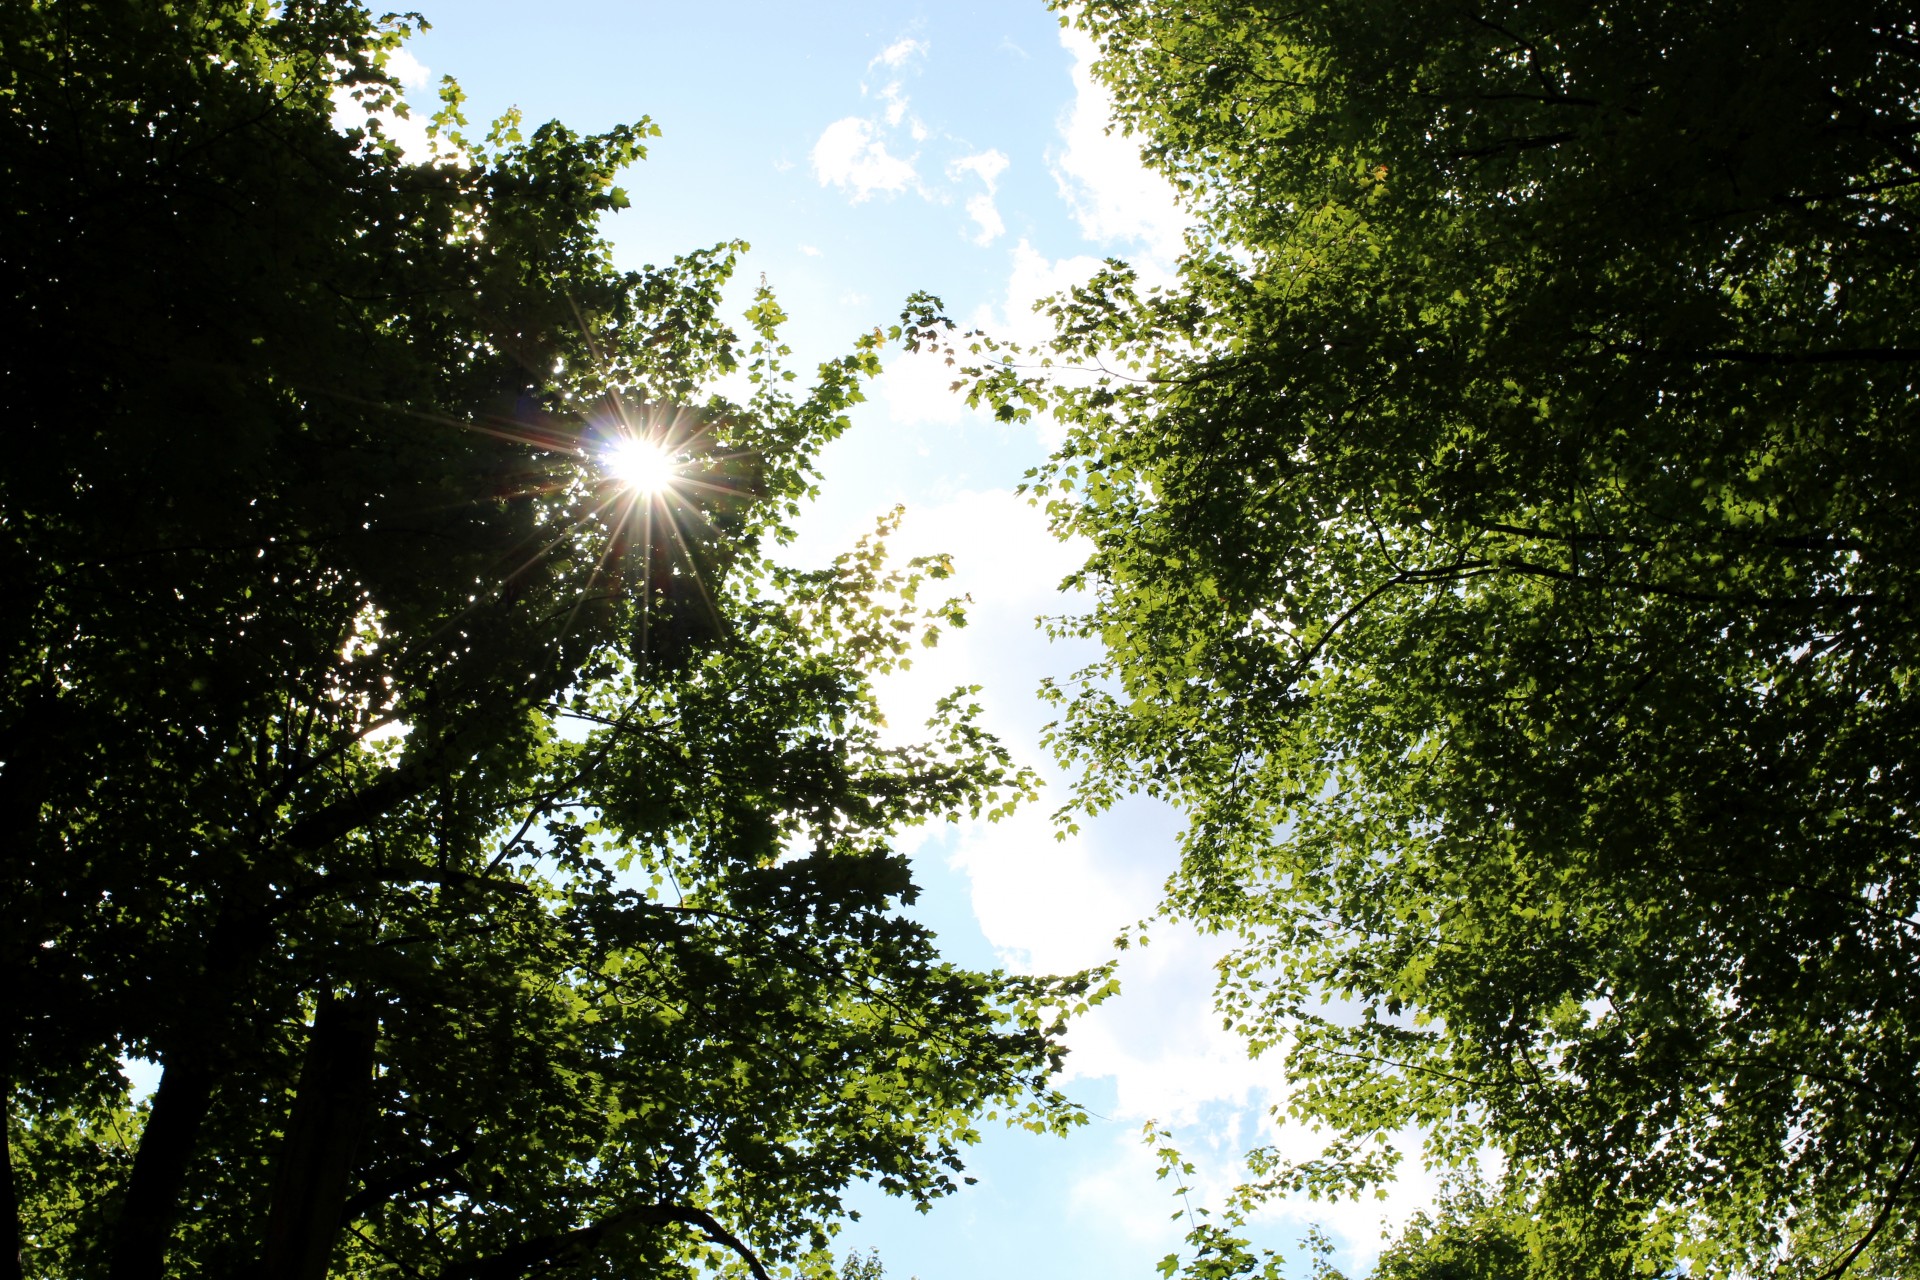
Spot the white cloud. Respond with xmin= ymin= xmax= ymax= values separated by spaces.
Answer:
xmin=385 ymin=48 xmax=431 ymax=89
xmin=864 ymin=241 xmax=1107 ymax=448
xmin=1068 ymin=1130 xmax=1190 ymax=1248
xmin=950 ymin=148 xmax=1010 ymax=190
xmin=872 ymin=36 xmax=928 ymax=69
xmin=877 ymin=346 xmax=970 ymax=426
xmin=968 ymin=238 xmax=1186 ymax=447
xmin=811 ymin=116 xmax=919 ymax=202
xmin=879 ymin=236 xmax=1139 ymax=415
xmin=799 ymin=244 xmax=823 ymax=257
xmin=962 ymin=194 xmax=1006 ymax=247
xmin=879 ymin=81 xmax=910 ymax=127
xmin=974 ymin=238 xmax=1104 ymax=347
xmin=1059 ymin=915 xmax=1278 ymax=1121
xmin=1066 ymin=1108 xmax=1453 ymax=1279
xmin=848 ymin=494 xmax=1348 ymax=1242
xmin=1050 ymin=26 xmax=1189 ymax=264
xmin=799 ymin=484 xmax=1447 ymax=1272
xmin=330 ymin=61 xmax=433 ymax=160
xmin=812 ymin=35 xmax=954 ymax=208
xmin=835 ymin=479 xmax=1446 ymax=1280
xmin=948 ymin=806 xmax=1145 ymax=976
xmin=949 ymin=149 xmax=1011 ymax=246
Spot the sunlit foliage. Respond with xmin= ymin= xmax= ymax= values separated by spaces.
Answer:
xmin=953 ymin=1 xmax=1920 ymax=1275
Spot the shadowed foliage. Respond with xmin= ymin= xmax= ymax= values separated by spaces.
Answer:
xmin=0 ymin=3 xmax=1103 ymax=1277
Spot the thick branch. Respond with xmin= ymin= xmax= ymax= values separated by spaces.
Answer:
xmin=107 ymin=1057 xmax=220 ymax=1280
xmin=1810 ymin=1133 xmax=1920 ymax=1280
xmin=340 ymin=1146 xmax=470 ymax=1221
xmin=446 ymin=1203 xmax=771 ymax=1280
xmin=278 ymin=760 xmax=436 ymax=855
xmin=262 ymin=993 xmax=380 ymax=1280
xmin=1606 ymin=343 xmax=1920 ymax=366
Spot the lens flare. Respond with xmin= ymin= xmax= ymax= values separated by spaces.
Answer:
xmin=605 ymin=437 xmax=677 ymax=494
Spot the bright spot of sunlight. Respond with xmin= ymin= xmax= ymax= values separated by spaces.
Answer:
xmin=604 ymin=436 xmax=678 ymax=495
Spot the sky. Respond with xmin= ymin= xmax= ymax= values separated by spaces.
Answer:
xmin=375 ymin=4 xmax=1443 ymax=1275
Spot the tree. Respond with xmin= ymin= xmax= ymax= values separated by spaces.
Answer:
xmin=1 ymin=2 xmax=1099 ymax=1276
xmin=953 ymin=1 xmax=1920 ymax=1275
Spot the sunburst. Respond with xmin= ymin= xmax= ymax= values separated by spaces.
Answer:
xmin=307 ymin=308 xmax=758 ymax=676
xmin=602 ymin=434 xmax=680 ymax=495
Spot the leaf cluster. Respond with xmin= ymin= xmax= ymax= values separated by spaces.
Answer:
xmin=949 ymin=1 xmax=1920 ymax=1275
xmin=0 ymin=4 xmax=1091 ymax=1277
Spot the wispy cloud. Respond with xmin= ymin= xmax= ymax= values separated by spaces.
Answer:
xmin=811 ymin=116 xmax=919 ymax=202
xmin=949 ymin=149 xmax=1011 ymax=246
xmin=1050 ymin=27 xmax=1189 ymax=263
xmin=811 ymin=37 xmax=941 ymax=204
xmin=878 ymin=80 xmax=911 ymax=127
xmin=871 ymin=36 xmax=928 ymax=69
xmin=815 ymin=33 xmax=1013 ymax=248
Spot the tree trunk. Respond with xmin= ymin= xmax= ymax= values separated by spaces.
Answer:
xmin=107 ymin=893 xmax=269 ymax=1280
xmin=260 ymin=992 xmax=378 ymax=1280
xmin=2 ymin=1075 xmax=23 ymax=1280
xmin=107 ymin=1053 xmax=218 ymax=1280
xmin=0 ymin=699 xmax=49 ymax=1280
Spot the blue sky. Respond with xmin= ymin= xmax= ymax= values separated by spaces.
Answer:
xmin=373 ymin=4 xmax=1442 ymax=1275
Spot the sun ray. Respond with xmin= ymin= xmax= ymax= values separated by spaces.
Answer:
xmin=292 ymin=331 xmax=764 ymax=677
xmin=653 ymin=473 xmax=749 ymax=501
xmin=296 ymin=380 xmax=591 ymax=459
xmin=652 ymin=487 xmax=728 ymax=643
xmin=417 ymin=474 xmax=629 ymax=635
xmin=636 ymin=492 xmax=656 ymax=663
xmin=561 ymin=486 xmax=643 ymax=644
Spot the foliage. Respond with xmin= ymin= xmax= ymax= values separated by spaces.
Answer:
xmin=837 ymin=1248 xmax=894 ymax=1280
xmin=950 ymin=0 xmax=1920 ymax=1275
xmin=0 ymin=2 xmax=1100 ymax=1277
xmin=1367 ymin=1184 xmax=1540 ymax=1280
xmin=1140 ymin=1123 xmax=1348 ymax=1280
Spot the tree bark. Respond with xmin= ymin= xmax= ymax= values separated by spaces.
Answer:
xmin=0 ymin=697 xmax=51 ymax=1280
xmin=106 ymin=894 xmax=269 ymax=1280
xmin=261 ymin=991 xmax=379 ymax=1280
xmin=106 ymin=1053 xmax=218 ymax=1280
xmin=1 ymin=1075 xmax=23 ymax=1280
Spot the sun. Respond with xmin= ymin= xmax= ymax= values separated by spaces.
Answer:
xmin=604 ymin=436 xmax=678 ymax=495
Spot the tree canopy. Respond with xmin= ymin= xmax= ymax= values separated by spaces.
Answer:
xmin=1 ymin=3 xmax=1098 ymax=1276
xmin=955 ymin=1 xmax=1920 ymax=1275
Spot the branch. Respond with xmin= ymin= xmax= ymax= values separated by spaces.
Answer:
xmin=1455 ymin=130 xmax=1578 ymax=159
xmin=340 ymin=1146 xmax=470 ymax=1220
xmin=1284 ymin=558 xmax=1494 ymax=683
xmin=278 ymin=760 xmax=436 ymax=855
xmin=1605 ymin=343 xmax=1920 ymax=366
xmin=271 ymin=866 xmax=533 ymax=918
xmin=445 ymin=1203 xmax=771 ymax=1280
xmin=1468 ymin=519 xmax=1868 ymax=556
xmin=1494 ymin=555 xmax=1873 ymax=609
xmin=1809 ymin=1133 xmax=1920 ymax=1280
